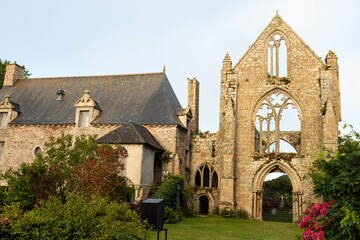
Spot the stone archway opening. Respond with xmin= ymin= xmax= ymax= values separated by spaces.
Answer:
xmin=262 ymin=171 xmax=293 ymax=222
xmin=199 ymin=195 xmax=209 ymax=215
xmin=252 ymin=161 xmax=303 ymax=222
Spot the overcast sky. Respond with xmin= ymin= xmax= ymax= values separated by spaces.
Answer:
xmin=1 ymin=0 xmax=359 ymax=133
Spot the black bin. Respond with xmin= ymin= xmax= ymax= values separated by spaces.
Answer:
xmin=141 ymin=198 xmax=164 ymax=229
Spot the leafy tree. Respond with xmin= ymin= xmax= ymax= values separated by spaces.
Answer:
xmin=0 ymin=59 xmax=31 ymax=88
xmin=0 ymin=133 xmax=133 ymax=210
xmin=0 ymin=59 xmax=10 ymax=88
xmin=308 ymin=125 xmax=360 ymax=239
xmin=73 ymin=145 xmax=133 ymax=200
xmin=263 ymin=174 xmax=292 ymax=197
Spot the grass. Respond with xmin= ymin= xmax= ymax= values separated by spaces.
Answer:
xmin=263 ymin=207 xmax=293 ymax=222
xmin=149 ymin=214 xmax=302 ymax=240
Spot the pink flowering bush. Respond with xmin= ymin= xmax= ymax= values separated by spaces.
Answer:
xmin=299 ymin=201 xmax=336 ymax=240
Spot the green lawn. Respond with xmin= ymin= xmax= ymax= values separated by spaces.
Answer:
xmin=149 ymin=214 xmax=302 ymax=240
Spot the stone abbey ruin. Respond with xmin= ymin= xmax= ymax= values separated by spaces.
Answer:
xmin=0 ymin=13 xmax=340 ymax=222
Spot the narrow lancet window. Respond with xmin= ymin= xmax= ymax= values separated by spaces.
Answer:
xmin=194 ymin=163 xmax=218 ymax=188
xmin=267 ymin=34 xmax=287 ymax=78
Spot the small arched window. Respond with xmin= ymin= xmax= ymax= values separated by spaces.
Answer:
xmin=212 ymin=172 xmax=218 ymax=188
xmin=34 ymin=147 xmax=42 ymax=157
xmin=194 ymin=163 xmax=218 ymax=188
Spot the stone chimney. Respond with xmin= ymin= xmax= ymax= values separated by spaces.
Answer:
xmin=187 ymin=78 xmax=199 ymax=134
xmin=4 ymin=62 xmax=25 ymax=86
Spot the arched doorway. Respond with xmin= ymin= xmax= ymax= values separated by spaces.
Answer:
xmin=262 ymin=171 xmax=293 ymax=222
xmin=252 ymin=161 xmax=303 ymax=222
xmin=199 ymin=195 xmax=209 ymax=215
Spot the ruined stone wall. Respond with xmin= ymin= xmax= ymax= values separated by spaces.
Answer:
xmin=212 ymin=15 xmax=340 ymax=220
xmin=190 ymin=133 xmax=220 ymax=212
xmin=188 ymin=78 xmax=199 ymax=135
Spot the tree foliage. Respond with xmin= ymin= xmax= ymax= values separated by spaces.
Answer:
xmin=154 ymin=175 xmax=185 ymax=223
xmin=263 ymin=174 xmax=292 ymax=197
xmin=154 ymin=175 xmax=184 ymax=210
xmin=0 ymin=195 xmax=149 ymax=240
xmin=0 ymin=133 xmax=133 ymax=210
xmin=307 ymin=125 xmax=360 ymax=239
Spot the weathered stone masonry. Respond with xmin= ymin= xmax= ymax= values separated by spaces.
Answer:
xmin=190 ymin=13 xmax=340 ymax=222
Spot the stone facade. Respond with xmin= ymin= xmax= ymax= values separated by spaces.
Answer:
xmin=0 ymin=69 xmax=193 ymax=201
xmin=189 ymin=13 xmax=340 ymax=221
xmin=0 ymin=13 xmax=341 ymax=222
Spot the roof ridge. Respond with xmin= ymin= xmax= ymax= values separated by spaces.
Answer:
xmin=18 ymin=72 xmax=165 ymax=80
xmin=128 ymin=121 xmax=147 ymax=144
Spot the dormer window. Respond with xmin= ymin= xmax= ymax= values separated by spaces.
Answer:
xmin=79 ymin=110 xmax=89 ymax=127
xmin=0 ymin=95 xmax=19 ymax=127
xmin=0 ymin=112 xmax=8 ymax=127
xmin=56 ymin=88 xmax=65 ymax=100
xmin=74 ymin=90 xmax=100 ymax=128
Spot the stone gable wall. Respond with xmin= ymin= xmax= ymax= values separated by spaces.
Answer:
xmin=190 ymin=15 xmax=340 ymax=221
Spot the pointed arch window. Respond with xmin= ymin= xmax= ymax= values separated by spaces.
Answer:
xmin=254 ymin=89 xmax=301 ymax=153
xmin=267 ymin=34 xmax=287 ymax=78
xmin=194 ymin=164 xmax=218 ymax=188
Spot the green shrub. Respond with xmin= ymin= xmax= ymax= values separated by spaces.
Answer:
xmin=0 ymin=195 xmax=149 ymax=239
xmin=237 ymin=208 xmax=248 ymax=219
xmin=164 ymin=206 xmax=183 ymax=224
xmin=154 ymin=175 xmax=184 ymax=210
xmin=220 ymin=209 xmax=236 ymax=218
xmin=307 ymin=125 xmax=360 ymax=239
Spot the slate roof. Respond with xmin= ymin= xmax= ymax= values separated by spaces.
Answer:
xmin=0 ymin=72 xmax=183 ymax=125
xmin=96 ymin=122 xmax=163 ymax=150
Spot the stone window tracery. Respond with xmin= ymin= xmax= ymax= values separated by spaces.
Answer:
xmin=267 ymin=34 xmax=287 ymax=78
xmin=254 ymin=90 xmax=301 ymax=153
xmin=195 ymin=163 xmax=218 ymax=188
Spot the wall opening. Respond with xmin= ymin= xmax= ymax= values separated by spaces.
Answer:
xmin=199 ymin=195 xmax=209 ymax=215
xmin=194 ymin=163 xmax=218 ymax=188
xmin=153 ymin=152 xmax=162 ymax=183
xmin=267 ymin=34 xmax=287 ymax=78
xmin=254 ymin=89 xmax=301 ymax=153
xmin=262 ymin=171 xmax=293 ymax=222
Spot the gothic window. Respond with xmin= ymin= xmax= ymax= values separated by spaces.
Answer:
xmin=195 ymin=171 xmax=201 ymax=186
xmin=254 ymin=90 xmax=301 ymax=153
xmin=78 ymin=110 xmax=89 ymax=127
xmin=0 ymin=112 xmax=8 ymax=127
xmin=267 ymin=34 xmax=287 ymax=78
xmin=194 ymin=164 xmax=218 ymax=188
xmin=212 ymin=171 xmax=218 ymax=188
